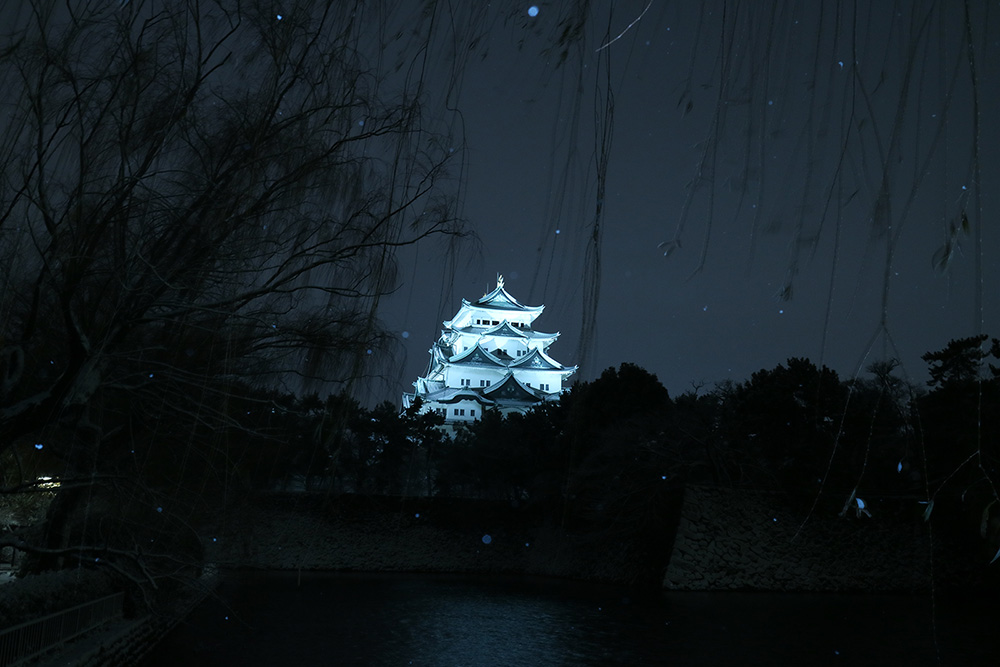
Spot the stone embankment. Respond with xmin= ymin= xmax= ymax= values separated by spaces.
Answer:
xmin=664 ymin=486 xmax=931 ymax=591
xmin=209 ymin=494 xmax=674 ymax=588
xmin=208 ymin=487 xmax=991 ymax=593
xmin=663 ymin=485 xmax=996 ymax=592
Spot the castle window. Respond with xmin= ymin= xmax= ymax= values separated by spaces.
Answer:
xmin=454 ymin=408 xmax=459 ymax=416
xmin=459 ymin=409 xmax=465 ymax=416
xmin=470 ymin=409 xmax=476 ymax=417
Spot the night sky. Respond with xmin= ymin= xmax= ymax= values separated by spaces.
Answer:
xmin=377 ymin=1 xmax=999 ymax=401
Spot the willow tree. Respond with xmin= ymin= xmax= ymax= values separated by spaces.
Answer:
xmin=0 ymin=0 xmax=461 ymax=585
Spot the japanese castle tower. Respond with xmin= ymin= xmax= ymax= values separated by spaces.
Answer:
xmin=402 ymin=275 xmax=577 ymax=425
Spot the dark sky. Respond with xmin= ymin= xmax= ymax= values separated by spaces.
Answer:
xmin=377 ymin=1 xmax=998 ymax=401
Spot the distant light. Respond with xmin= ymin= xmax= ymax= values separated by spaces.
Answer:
xmin=528 ymin=6 xmax=539 ymax=17
xmin=482 ymin=534 xmax=492 ymax=544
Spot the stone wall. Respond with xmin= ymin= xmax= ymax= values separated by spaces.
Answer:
xmin=663 ymin=485 xmax=934 ymax=591
xmin=208 ymin=494 xmax=677 ymax=588
xmin=207 ymin=489 xmax=989 ymax=593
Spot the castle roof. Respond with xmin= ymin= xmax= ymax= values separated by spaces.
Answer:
xmin=482 ymin=372 xmax=544 ymax=403
xmin=449 ymin=343 xmax=508 ymax=368
xmin=509 ymin=347 xmax=576 ymax=374
xmin=465 ymin=278 xmax=544 ymax=313
xmin=480 ymin=320 xmax=526 ymax=338
xmin=451 ymin=323 xmax=560 ymax=343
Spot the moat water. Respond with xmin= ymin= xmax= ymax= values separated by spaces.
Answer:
xmin=141 ymin=571 xmax=998 ymax=666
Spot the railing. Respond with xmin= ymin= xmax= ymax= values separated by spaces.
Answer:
xmin=0 ymin=591 xmax=123 ymax=667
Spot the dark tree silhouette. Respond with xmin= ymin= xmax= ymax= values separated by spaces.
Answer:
xmin=0 ymin=0 xmax=462 ymax=592
xmin=918 ymin=337 xmax=1000 ymax=524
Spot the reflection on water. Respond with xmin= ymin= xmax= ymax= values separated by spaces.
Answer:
xmin=142 ymin=572 xmax=997 ymax=666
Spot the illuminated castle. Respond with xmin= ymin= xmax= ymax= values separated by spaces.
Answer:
xmin=402 ymin=275 xmax=576 ymax=425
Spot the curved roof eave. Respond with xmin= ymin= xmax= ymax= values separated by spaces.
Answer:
xmin=482 ymin=372 xmax=544 ymax=402
xmin=481 ymin=320 xmax=527 ymax=338
xmin=448 ymin=342 xmax=508 ymax=367
xmin=463 ymin=286 xmax=545 ymax=312
xmin=509 ymin=347 xmax=568 ymax=371
xmin=423 ymin=388 xmax=495 ymax=406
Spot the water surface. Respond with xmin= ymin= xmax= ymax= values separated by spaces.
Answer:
xmin=142 ymin=572 xmax=997 ymax=666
